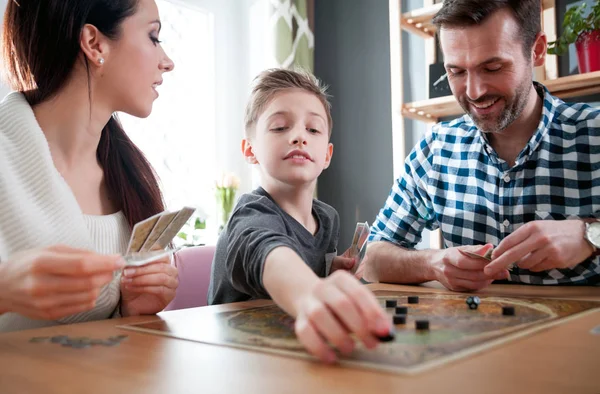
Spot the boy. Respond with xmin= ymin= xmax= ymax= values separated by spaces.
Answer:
xmin=207 ymin=69 xmax=392 ymax=363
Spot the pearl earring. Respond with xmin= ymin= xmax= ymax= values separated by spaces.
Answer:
xmin=98 ymin=58 xmax=104 ymax=65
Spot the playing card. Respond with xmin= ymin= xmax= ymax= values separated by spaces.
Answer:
xmin=483 ymin=248 xmax=493 ymax=260
xmin=349 ymin=221 xmax=369 ymax=274
xmin=350 ymin=224 xmax=362 ymax=254
xmin=139 ymin=210 xmax=180 ymax=252
xmin=123 ymin=247 xmax=181 ymax=267
xmin=459 ymin=248 xmax=514 ymax=271
xmin=357 ymin=225 xmax=369 ymax=252
xmin=126 ymin=212 xmax=163 ymax=254
xmin=460 ymin=250 xmax=492 ymax=262
xmin=357 ymin=238 xmax=368 ymax=263
xmin=350 ymin=222 xmax=369 ymax=256
xmin=151 ymin=206 xmax=195 ymax=250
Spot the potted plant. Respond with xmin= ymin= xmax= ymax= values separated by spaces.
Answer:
xmin=547 ymin=0 xmax=600 ymax=73
xmin=215 ymin=172 xmax=241 ymax=232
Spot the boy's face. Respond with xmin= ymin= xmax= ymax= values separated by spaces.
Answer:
xmin=243 ymin=88 xmax=333 ymax=187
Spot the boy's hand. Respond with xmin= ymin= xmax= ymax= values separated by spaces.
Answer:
xmin=330 ymin=246 xmax=366 ymax=279
xmin=293 ymin=270 xmax=392 ymax=363
xmin=330 ymin=255 xmax=356 ymax=274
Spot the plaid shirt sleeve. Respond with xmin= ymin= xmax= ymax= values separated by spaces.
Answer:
xmin=366 ymin=83 xmax=600 ymax=285
xmin=369 ymin=129 xmax=439 ymax=248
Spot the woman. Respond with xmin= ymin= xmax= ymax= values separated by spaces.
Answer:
xmin=0 ymin=0 xmax=179 ymax=332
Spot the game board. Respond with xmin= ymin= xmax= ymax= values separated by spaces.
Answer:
xmin=120 ymin=290 xmax=600 ymax=374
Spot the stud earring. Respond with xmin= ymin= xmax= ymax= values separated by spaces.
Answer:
xmin=98 ymin=58 xmax=104 ymax=65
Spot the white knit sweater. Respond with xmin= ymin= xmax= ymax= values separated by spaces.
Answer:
xmin=0 ymin=92 xmax=130 ymax=332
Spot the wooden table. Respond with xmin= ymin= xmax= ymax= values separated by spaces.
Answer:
xmin=1 ymin=283 xmax=599 ymax=394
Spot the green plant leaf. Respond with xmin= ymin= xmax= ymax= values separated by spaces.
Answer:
xmin=549 ymin=1 xmax=599 ymax=55
xmin=177 ymin=232 xmax=187 ymax=240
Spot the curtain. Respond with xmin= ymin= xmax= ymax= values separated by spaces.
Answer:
xmin=271 ymin=0 xmax=315 ymax=70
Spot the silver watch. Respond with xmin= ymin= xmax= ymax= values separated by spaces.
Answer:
xmin=584 ymin=221 xmax=600 ymax=251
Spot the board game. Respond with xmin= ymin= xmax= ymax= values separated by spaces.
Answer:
xmin=120 ymin=290 xmax=600 ymax=374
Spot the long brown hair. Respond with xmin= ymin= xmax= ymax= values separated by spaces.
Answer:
xmin=2 ymin=0 xmax=164 ymax=228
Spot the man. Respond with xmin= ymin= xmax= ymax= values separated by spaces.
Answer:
xmin=365 ymin=0 xmax=600 ymax=291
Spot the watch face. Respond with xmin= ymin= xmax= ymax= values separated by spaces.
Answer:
xmin=588 ymin=222 xmax=600 ymax=248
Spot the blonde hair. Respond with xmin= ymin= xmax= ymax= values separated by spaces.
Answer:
xmin=244 ymin=68 xmax=333 ymax=138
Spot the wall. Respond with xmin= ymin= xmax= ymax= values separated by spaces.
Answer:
xmin=314 ymin=0 xmax=394 ymax=248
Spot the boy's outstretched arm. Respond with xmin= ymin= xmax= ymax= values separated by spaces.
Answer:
xmin=262 ymin=246 xmax=393 ymax=363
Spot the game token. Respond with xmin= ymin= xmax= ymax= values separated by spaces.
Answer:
xmin=385 ymin=299 xmax=397 ymax=308
xmin=502 ymin=306 xmax=515 ymax=316
xmin=393 ymin=314 xmax=406 ymax=324
xmin=415 ymin=320 xmax=429 ymax=330
xmin=466 ymin=296 xmax=480 ymax=310
xmin=377 ymin=327 xmax=396 ymax=342
xmin=395 ymin=306 xmax=408 ymax=314
xmin=408 ymin=296 xmax=419 ymax=304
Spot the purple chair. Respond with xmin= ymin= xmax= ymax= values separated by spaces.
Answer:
xmin=164 ymin=245 xmax=216 ymax=311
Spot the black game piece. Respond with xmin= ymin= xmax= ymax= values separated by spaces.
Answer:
xmin=415 ymin=320 xmax=429 ymax=330
xmin=395 ymin=306 xmax=408 ymax=314
xmin=502 ymin=306 xmax=515 ymax=316
xmin=466 ymin=296 xmax=481 ymax=310
xmin=393 ymin=314 xmax=407 ymax=325
xmin=377 ymin=327 xmax=396 ymax=342
xmin=407 ymin=296 xmax=419 ymax=304
xmin=385 ymin=299 xmax=397 ymax=308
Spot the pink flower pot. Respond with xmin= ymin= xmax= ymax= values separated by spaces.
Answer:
xmin=575 ymin=29 xmax=600 ymax=73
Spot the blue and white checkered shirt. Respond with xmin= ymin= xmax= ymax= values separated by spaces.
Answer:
xmin=370 ymin=83 xmax=600 ymax=285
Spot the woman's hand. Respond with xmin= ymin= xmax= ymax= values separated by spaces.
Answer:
xmin=0 ymin=245 xmax=123 ymax=320
xmin=119 ymin=256 xmax=178 ymax=316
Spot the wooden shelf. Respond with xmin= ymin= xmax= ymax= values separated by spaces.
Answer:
xmin=402 ymin=70 xmax=600 ymax=122
xmin=400 ymin=0 xmax=556 ymax=38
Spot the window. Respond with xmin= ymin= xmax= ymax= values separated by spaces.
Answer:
xmin=120 ymin=0 xmax=216 ymax=225
xmin=120 ymin=0 xmax=274 ymax=240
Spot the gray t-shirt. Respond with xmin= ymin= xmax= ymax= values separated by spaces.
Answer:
xmin=207 ymin=187 xmax=340 ymax=305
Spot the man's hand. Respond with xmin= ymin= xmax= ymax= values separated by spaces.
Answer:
xmin=484 ymin=220 xmax=594 ymax=276
xmin=432 ymin=244 xmax=509 ymax=292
